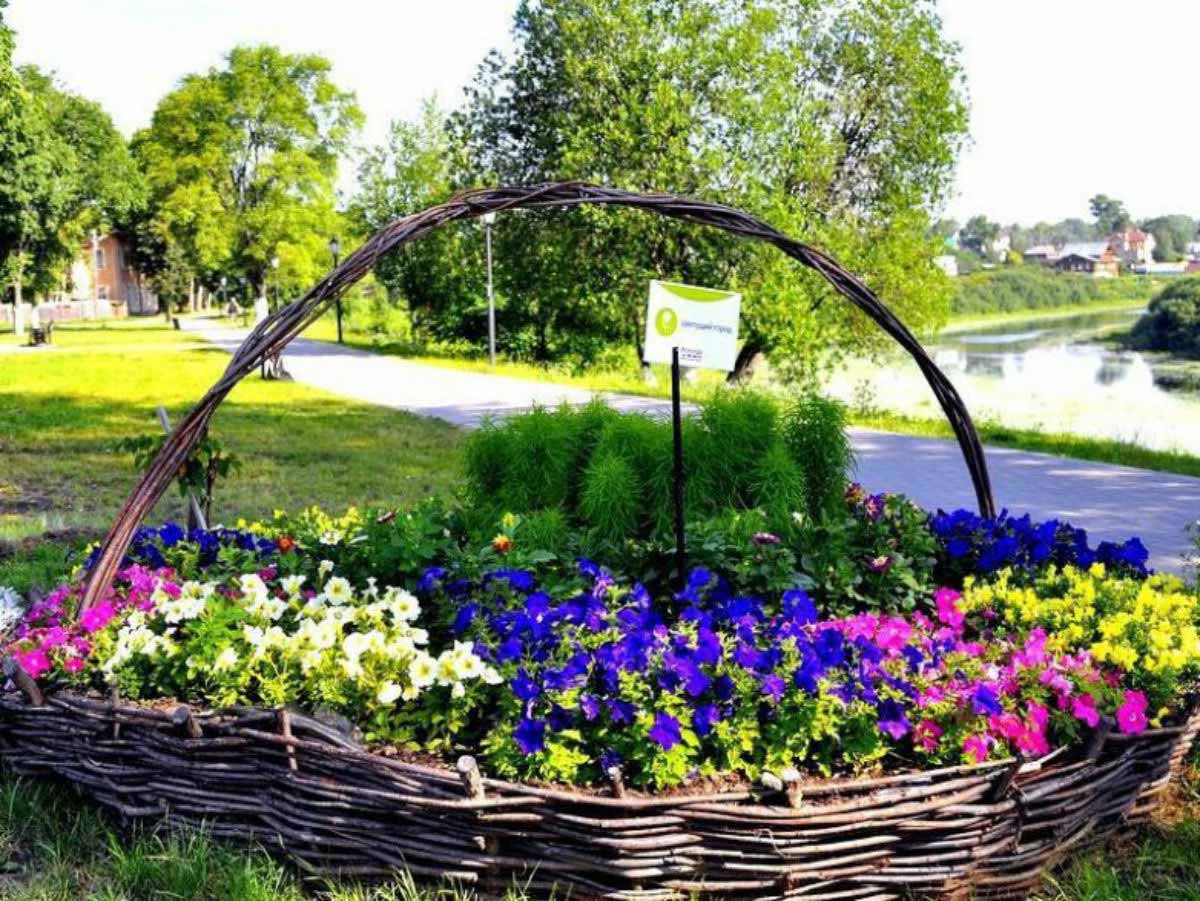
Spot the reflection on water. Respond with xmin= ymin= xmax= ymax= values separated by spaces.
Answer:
xmin=826 ymin=306 xmax=1200 ymax=453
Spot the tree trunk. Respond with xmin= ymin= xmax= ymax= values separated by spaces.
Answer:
xmin=188 ymin=277 xmax=196 ymax=313
xmin=12 ymin=240 xmax=25 ymax=337
xmin=727 ymin=340 xmax=765 ymax=385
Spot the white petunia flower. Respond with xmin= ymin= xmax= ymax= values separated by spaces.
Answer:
xmin=213 ymin=646 xmax=239 ymax=672
xmin=376 ymin=681 xmax=403 ymax=704
xmin=408 ymin=652 xmax=437 ymax=688
xmin=389 ymin=590 xmax=420 ymax=622
xmin=318 ymin=559 xmax=335 ymax=579
xmin=323 ymin=576 xmax=352 ymax=606
xmin=239 ymin=573 xmax=269 ymax=601
xmin=280 ymin=574 xmax=306 ymax=597
xmin=0 ymin=586 xmax=25 ymax=633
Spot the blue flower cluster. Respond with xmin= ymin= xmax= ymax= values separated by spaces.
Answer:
xmin=929 ymin=509 xmax=1149 ymax=577
xmin=84 ymin=522 xmax=277 ymax=572
xmin=422 ymin=561 xmax=936 ymax=781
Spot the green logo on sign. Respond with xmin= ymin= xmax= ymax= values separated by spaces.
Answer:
xmin=655 ymin=307 xmax=678 ymax=337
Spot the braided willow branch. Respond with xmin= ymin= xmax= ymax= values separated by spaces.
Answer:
xmin=80 ymin=182 xmax=996 ymax=610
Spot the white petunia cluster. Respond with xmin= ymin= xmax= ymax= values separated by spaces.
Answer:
xmin=0 ymin=586 xmax=24 ymax=634
xmin=97 ymin=567 xmax=499 ymax=716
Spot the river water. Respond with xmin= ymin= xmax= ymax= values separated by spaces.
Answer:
xmin=826 ymin=306 xmax=1200 ymax=453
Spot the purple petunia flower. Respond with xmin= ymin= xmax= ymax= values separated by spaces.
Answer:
xmin=607 ymin=699 xmax=636 ymax=724
xmin=876 ymin=699 xmax=910 ymax=740
xmin=649 ymin=712 xmax=683 ymax=750
xmin=760 ymin=674 xmax=786 ymax=704
xmin=511 ymin=668 xmax=541 ymax=702
xmin=971 ymin=684 xmax=1003 ymax=717
xmin=580 ymin=694 xmax=601 ymax=721
xmin=692 ymin=704 xmax=722 ymax=737
xmin=514 ymin=718 xmax=546 ymax=755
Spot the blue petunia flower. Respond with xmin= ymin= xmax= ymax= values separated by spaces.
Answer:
xmin=648 ymin=712 xmax=683 ymax=750
xmin=514 ymin=718 xmax=546 ymax=755
xmin=971 ymin=684 xmax=1003 ymax=717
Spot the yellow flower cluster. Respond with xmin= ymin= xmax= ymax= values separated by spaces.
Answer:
xmin=962 ymin=564 xmax=1200 ymax=677
xmin=243 ymin=505 xmax=366 ymax=547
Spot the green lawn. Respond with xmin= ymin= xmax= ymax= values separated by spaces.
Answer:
xmin=0 ymin=318 xmax=463 ymax=548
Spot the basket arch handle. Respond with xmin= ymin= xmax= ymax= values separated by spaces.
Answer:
xmin=79 ymin=182 xmax=996 ymax=611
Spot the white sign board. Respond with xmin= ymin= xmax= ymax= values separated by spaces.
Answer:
xmin=643 ymin=280 xmax=741 ymax=372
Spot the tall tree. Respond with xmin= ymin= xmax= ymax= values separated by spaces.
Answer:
xmin=1141 ymin=214 xmax=1197 ymax=263
xmin=133 ymin=45 xmax=362 ymax=306
xmin=443 ymin=0 xmax=967 ymax=379
xmin=958 ymin=215 xmax=1001 ymax=255
xmin=1089 ymin=194 xmax=1131 ymax=235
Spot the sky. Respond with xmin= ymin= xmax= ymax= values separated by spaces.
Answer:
xmin=6 ymin=0 xmax=1198 ymax=225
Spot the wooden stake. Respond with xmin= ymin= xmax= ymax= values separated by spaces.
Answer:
xmin=278 ymin=709 xmax=298 ymax=772
xmin=2 ymin=656 xmax=43 ymax=706
xmin=457 ymin=755 xmax=485 ymax=800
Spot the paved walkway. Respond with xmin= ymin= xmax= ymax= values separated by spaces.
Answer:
xmin=183 ymin=319 xmax=1199 ymax=574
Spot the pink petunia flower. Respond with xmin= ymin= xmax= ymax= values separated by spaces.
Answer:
xmin=934 ymin=587 xmax=965 ymax=631
xmin=1116 ymin=691 xmax=1148 ymax=734
xmin=1072 ymin=694 xmax=1100 ymax=728
xmin=62 ymin=657 xmax=85 ymax=674
xmin=79 ymin=602 xmax=117 ymax=634
xmin=875 ymin=617 xmax=912 ymax=652
xmin=963 ymin=734 xmax=990 ymax=764
xmin=17 ymin=650 xmax=50 ymax=680
xmin=914 ymin=719 xmax=943 ymax=752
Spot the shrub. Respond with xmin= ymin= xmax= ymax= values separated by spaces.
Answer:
xmin=951 ymin=268 xmax=1151 ymax=316
xmin=1129 ymin=276 xmax=1200 ymax=358
xmin=461 ymin=390 xmax=855 ymax=547
xmin=779 ymin=392 xmax=853 ymax=521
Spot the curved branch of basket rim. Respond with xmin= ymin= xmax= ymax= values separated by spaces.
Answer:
xmin=79 ymin=182 xmax=996 ymax=611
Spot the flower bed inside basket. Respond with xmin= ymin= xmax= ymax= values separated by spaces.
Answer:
xmin=2 ymin=183 xmax=1197 ymax=901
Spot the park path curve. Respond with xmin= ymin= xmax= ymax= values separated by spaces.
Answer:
xmin=182 ymin=319 xmax=1199 ymax=574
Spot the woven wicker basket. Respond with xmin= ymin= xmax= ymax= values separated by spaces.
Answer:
xmin=2 ymin=184 xmax=1191 ymax=899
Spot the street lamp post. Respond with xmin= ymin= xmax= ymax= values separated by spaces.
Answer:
xmin=219 ymin=275 xmax=227 ymax=311
xmin=482 ymin=211 xmax=496 ymax=366
xmin=329 ymin=236 xmax=343 ymax=344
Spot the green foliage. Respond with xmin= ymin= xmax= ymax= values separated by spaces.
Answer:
xmin=117 ymin=431 xmax=241 ymax=525
xmin=462 ymin=391 xmax=853 ymax=551
xmin=131 ymin=44 xmax=362 ymax=302
xmin=951 ymin=268 xmax=1152 ymax=316
xmin=1142 ymin=214 xmax=1198 ymax=263
xmin=344 ymin=0 xmax=969 ymax=376
xmin=780 ymin=393 xmax=854 ymax=522
xmin=0 ymin=34 xmax=145 ymax=301
xmin=1130 ymin=276 xmax=1200 ymax=358
xmin=797 ymin=490 xmax=939 ymax=616
xmin=1089 ymin=193 xmax=1132 ymax=235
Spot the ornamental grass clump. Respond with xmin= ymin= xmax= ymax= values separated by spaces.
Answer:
xmin=461 ymin=390 xmax=850 ymax=549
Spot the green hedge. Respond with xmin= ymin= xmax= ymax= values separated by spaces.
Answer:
xmin=951 ymin=268 xmax=1153 ymax=316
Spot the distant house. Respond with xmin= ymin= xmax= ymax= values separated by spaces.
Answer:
xmin=987 ymin=232 xmax=1012 ymax=262
xmin=1108 ymin=228 xmax=1156 ymax=266
xmin=84 ymin=233 xmax=158 ymax=315
xmin=1186 ymin=241 xmax=1200 ymax=261
xmin=1054 ymin=242 xmax=1120 ymax=278
xmin=933 ymin=254 xmax=959 ymax=278
xmin=1023 ymin=244 xmax=1060 ymax=265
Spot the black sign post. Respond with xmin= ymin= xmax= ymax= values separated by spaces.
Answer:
xmin=670 ymin=347 xmax=687 ymax=590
